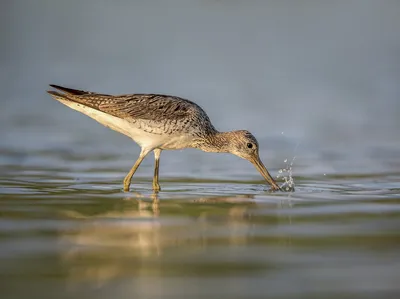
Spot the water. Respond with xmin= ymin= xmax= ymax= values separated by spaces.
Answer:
xmin=2 ymin=1 xmax=400 ymax=298
xmin=1 ymin=135 xmax=400 ymax=299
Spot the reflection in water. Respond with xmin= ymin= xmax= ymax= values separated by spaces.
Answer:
xmin=1 ymin=172 xmax=399 ymax=297
xmin=59 ymin=192 xmax=287 ymax=286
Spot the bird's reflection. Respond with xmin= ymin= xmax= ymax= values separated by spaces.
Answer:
xmin=60 ymin=191 xmax=290 ymax=286
xmin=128 ymin=191 xmax=160 ymax=217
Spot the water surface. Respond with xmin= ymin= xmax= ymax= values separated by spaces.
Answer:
xmin=1 ymin=143 xmax=399 ymax=299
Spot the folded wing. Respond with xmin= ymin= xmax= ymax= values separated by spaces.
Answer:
xmin=48 ymin=85 xmax=198 ymax=121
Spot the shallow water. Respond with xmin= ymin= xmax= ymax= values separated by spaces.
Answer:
xmin=2 ymin=1 xmax=400 ymax=298
xmin=1 ymin=142 xmax=400 ymax=299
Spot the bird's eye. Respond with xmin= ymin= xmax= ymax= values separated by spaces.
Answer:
xmin=247 ymin=143 xmax=253 ymax=149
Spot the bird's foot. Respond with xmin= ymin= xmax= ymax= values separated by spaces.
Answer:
xmin=152 ymin=182 xmax=161 ymax=192
xmin=123 ymin=179 xmax=131 ymax=192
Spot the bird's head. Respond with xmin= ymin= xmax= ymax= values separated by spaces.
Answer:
xmin=225 ymin=130 xmax=281 ymax=191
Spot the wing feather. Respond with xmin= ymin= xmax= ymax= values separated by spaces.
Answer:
xmin=48 ymin=84 xmax=218 ymax=137
xmin=48 ymin=85 xmax=203 ymax=121
xmin=97 ymin=94 xmax=194 ymax=120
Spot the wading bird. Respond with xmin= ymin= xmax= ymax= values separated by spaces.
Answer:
xmin=48 ymin=85 xmax=280 ymax=192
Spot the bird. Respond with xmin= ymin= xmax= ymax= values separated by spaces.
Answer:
xmin=47 ymin=84 xmax=281 ymax=192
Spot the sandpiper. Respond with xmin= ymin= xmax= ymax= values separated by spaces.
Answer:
xmin=48 ymin=85 xmax=281 ymax=192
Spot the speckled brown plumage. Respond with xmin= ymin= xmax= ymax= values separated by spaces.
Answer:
xmin=48 ymin=84 xmax=217 ymax=139
xmin=48 ymin=84 xmax=280 ymax=192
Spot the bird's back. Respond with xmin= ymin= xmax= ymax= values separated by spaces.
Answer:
xmin=48 ymin=85 xmax=217 ymax=149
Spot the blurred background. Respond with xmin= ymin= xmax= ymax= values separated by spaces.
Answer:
xmin=1 ymin=0 xmax=400 ymax=176
xmin=1 ymin=1 xmax=400 ymax=299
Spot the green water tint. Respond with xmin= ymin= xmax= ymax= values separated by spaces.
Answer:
xmin=1 ymin=138 xmax=399 ymax=299
xmin=1 ymin=166 xmax=400 ymax=299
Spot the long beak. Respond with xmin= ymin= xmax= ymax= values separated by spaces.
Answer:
xmin=251 ymin=157 xmax=281 ymax=191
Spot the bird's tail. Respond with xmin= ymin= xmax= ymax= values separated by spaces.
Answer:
xmin=48 ymin=84 xmax=91 ymax=96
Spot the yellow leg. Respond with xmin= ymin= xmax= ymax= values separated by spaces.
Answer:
xmin=152 ymin=149 xmax=162 ymax=191
xmin=123 ymin=149 xmax=150 ymax=192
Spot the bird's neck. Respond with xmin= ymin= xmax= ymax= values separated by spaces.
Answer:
xmin=195 ymin=131 xmax=234 ymax=153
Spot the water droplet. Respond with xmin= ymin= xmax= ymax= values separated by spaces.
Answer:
xmin=278 ymin=170 xmax=282 ymax=173
xmin=284 ymin=159 xmax=287 ymax=163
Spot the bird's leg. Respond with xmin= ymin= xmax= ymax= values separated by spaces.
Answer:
xmin=152 ymin=149 xmax=162 ymax=191
xmin=123 ymin=149 xmax=150 ymax=192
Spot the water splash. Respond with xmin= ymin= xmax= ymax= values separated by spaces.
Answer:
xmin=277 ymin=156 xmax=296 ymax=192
xmin=276 ymin=134 xmax=299 ymax=192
